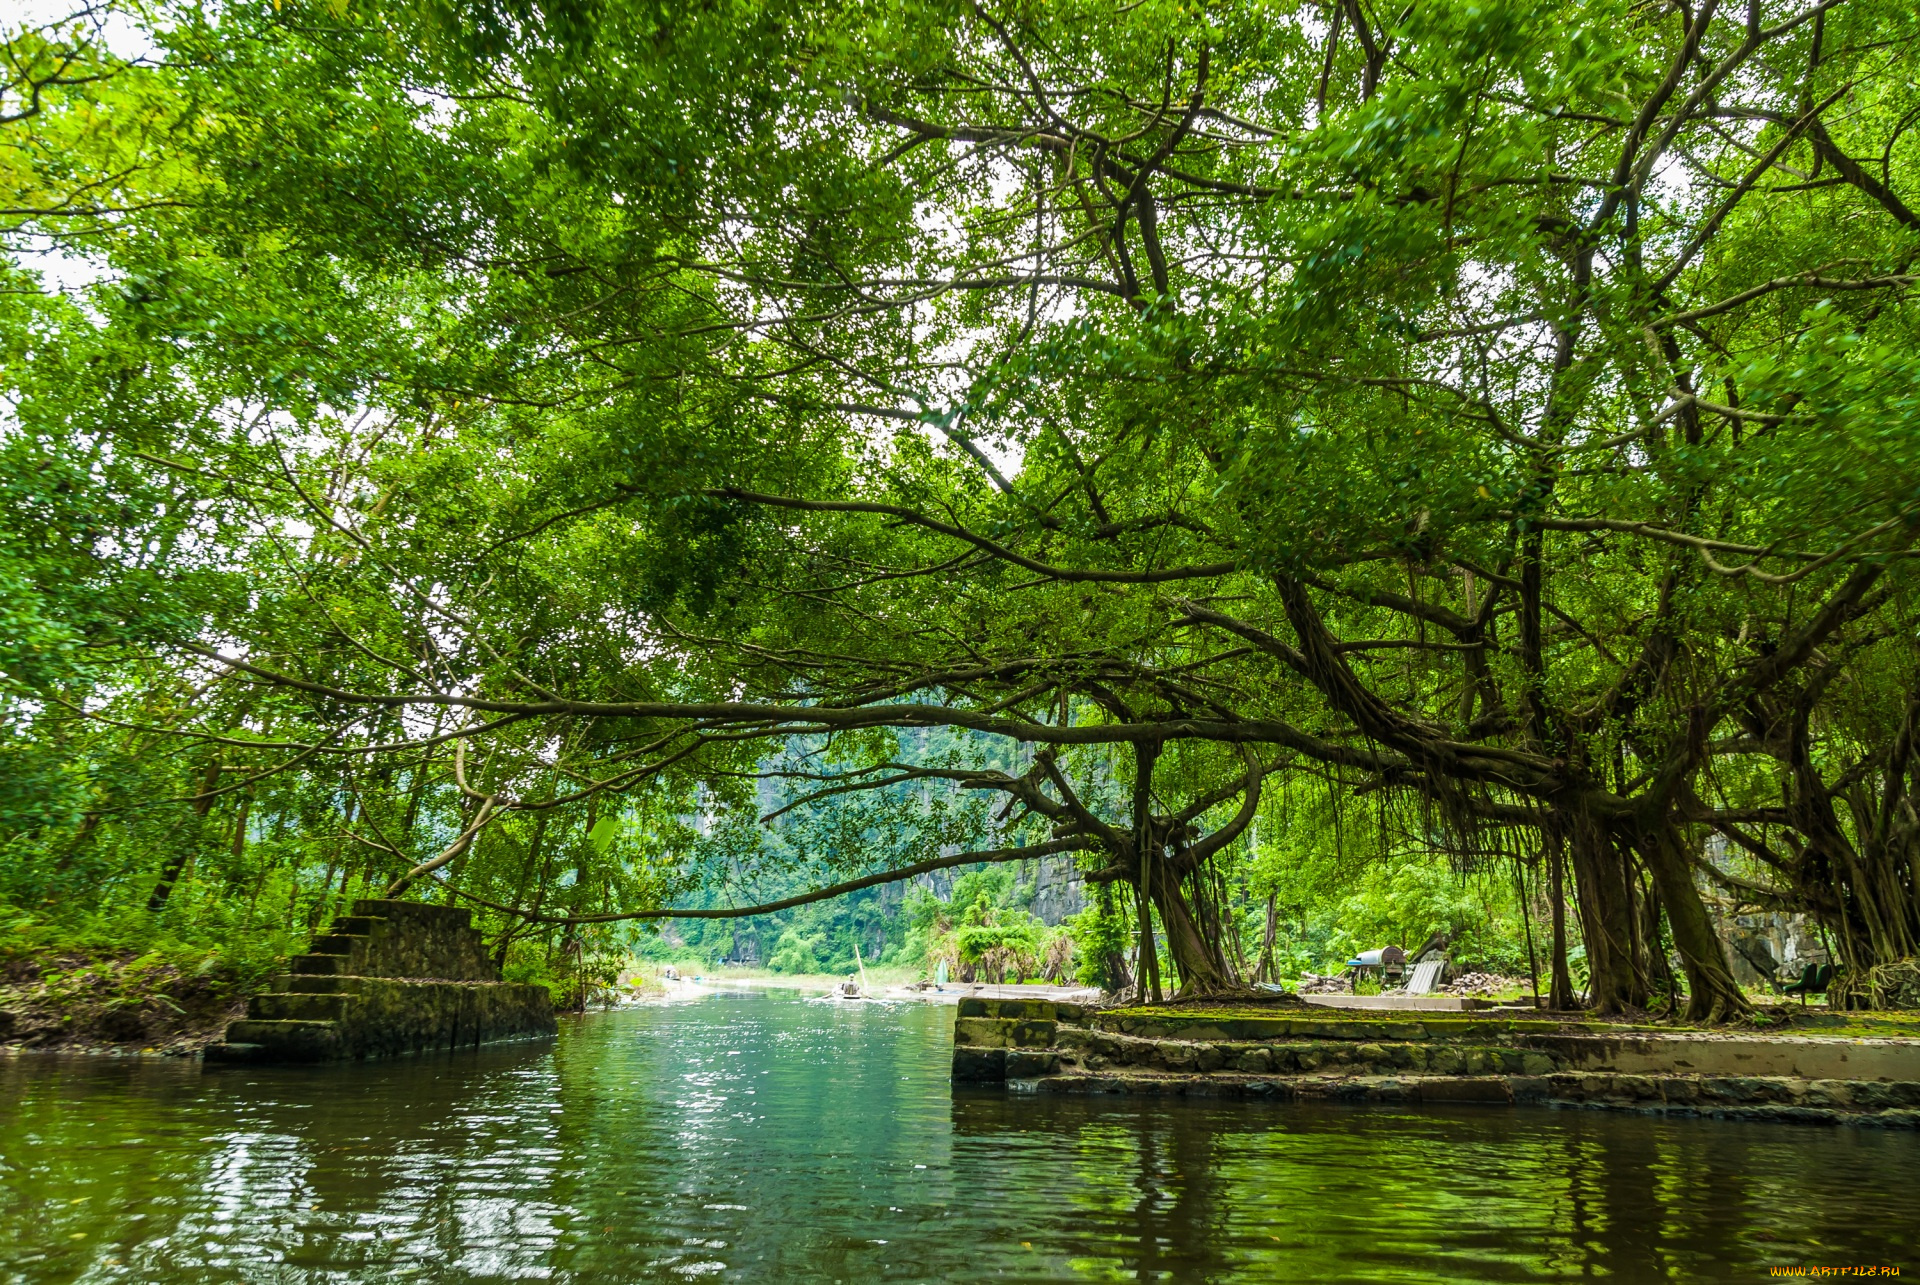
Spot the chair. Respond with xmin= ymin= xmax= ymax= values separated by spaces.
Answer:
xmin=1779 ymin=962 xmax=1834 ymax=1004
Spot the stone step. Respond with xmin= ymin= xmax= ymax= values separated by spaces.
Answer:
xmin=1088 ymin=1011 xmax=1622 ymax=1044
xmin=1013 ymin=1069 xmax=1920 ymax=1125
xmin=202 ymin=897 xmax=555 ymax=1065
xmin=1019 ymin=1070 xmax=1533 ymax=1104
xmin=953 ymin=996 xmax=1641 ymax=1045
xmin=1030 ymin=1026 xmax=1557 ymax=1078
xmin=284 ymin=973 xmax=356 ymax=994
xmin=222 ymin=1019 xmax=343 ymax=1060
xmin=247 ymin=992 xmax=359 ymax=1022
xmin=352 ymin=897 xmax=474 ymax=927
xmin=308 ymin=933 xmax=370 ymax=958
xmin=956 ymin=1000 xmax=1571 ymax=1083
xmin=305 ymin=934 xmax=374 ymax=974
xmin=951 ymin=997 xmax=1920 ymax=1126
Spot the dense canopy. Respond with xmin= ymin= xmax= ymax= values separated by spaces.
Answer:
xmin=4 ymin=0 xmax=1918 ymax=1018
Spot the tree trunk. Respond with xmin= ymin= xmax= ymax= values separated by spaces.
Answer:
xmin=1634 ymin=821 xmax=1750 ymax=1021
xmin=1147 ymin=865 xmax=1237 ymax=997
xmin=1624 ymin=850 xmax=1649 ymax=989
xmin=147 ymin=851 xmax=193 ymax=914
xmin=232 ymin=794 xmax=251 ymax=858
xmin=150 ymin=759 xmax=222 ymax=913
xmin=1566 ymin=799 xmax=1647 ymax=1013
xmin=1513 ymin=855 xmax=1542 ymax=1004
xmin=1093 ymin=883 xmax=1134 ymax=994
xmin=1255 ymin=892 xmax=1278 ymax=984
xmin=1130 ymin=741 xmax=1164 ymax=1002
xmin=1637 ymin=867 xmax=1677 ymax=1009
xmin=496 ymin=811 xmax=553 ymax=966
xmin=1547 ymin=831 xmax=1576 ymax=1009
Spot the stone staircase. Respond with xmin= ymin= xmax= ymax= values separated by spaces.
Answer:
xmin=205 ymin=899 xmax=556 ymax=1063
xmin=952 ymin=998 xmax=1920 ymax=1126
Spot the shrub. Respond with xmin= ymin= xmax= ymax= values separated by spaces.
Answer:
xmin=767 ymin=928 xmax=825 ymax=975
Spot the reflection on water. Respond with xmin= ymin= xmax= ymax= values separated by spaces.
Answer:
xmin=0 ymin=992 xmax=1914 ymax=1283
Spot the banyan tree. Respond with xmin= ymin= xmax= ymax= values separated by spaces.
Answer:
xmin=7 ymin=0 xmax=1920 ymax=1017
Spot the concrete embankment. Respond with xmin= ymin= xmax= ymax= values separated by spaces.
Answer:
xmin=950 ymin=999 xmax=1920 ymax=1127
xmin=204 ymin=900 xmax=555 ymax=1063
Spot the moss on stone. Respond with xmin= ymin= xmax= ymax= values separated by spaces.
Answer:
xmin=206 ymin=902 xmax=556 ymax=1064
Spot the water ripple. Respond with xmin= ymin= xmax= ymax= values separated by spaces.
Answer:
xmin=1 ymin=995 xmax=1916 ymax=1283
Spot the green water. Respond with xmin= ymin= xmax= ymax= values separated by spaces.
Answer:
xmin=1 ymin=990 xmax=1914 ymax=1283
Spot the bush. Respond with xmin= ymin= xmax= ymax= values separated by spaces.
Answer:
xmin=767 ymin=927 xmax=825 ymax=974
xmin=951 ymin=889 xmax=1048 ymax=982
xmin=1065 ymin=898 xmax=1130 ymax=990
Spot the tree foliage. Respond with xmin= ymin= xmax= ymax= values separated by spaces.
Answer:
xmin=5 ymin=0 xmax=1920 ymax=1017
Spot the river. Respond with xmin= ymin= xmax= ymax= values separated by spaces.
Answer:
xmin=1 ymin=989 xmax=1915 ymax=1283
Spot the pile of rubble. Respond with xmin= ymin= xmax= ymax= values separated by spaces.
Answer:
xmin=1295 ymin=972 xmax=1351 ymax=995
xmin=1442 ymin=971 xmax=1526 ymax=997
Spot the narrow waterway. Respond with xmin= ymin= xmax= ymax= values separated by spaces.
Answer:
xmin=1 ymin=990 xmax=1914 ymax=1283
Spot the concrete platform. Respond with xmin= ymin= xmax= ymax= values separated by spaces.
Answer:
xmin=1303 ymin=994 xmax=1503 ymax=1011
xmin=949 ymin=997 xmax=1920 ymax=1127
xmin=1534 ymin=1031 xmax=1920 ymax=1081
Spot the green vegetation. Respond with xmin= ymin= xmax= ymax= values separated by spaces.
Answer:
xmin=5 ymin=0 xmax=1920 ymax=1037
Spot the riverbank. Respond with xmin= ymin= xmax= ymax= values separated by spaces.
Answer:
xmin=0 ymin=947 xmax=255 ymax=1056
xmin=716 ymin=974 xmax=1101 ymax=1005
xmin=615 ymin=963 xmax=1100 ymax=1006
xmin=612 ymin=963 xmax=921 ymax=998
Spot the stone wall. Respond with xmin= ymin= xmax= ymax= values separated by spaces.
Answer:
xmin=1700 ymin=835 xmax=1832 ymax=988
xmin=1028 ymin=853 xmax=1087 ymax=926
xmin=1720 ymin=910 xmax=1830 ymax=987
xmin=206 ymin=900 xmax=555 ymax=1064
